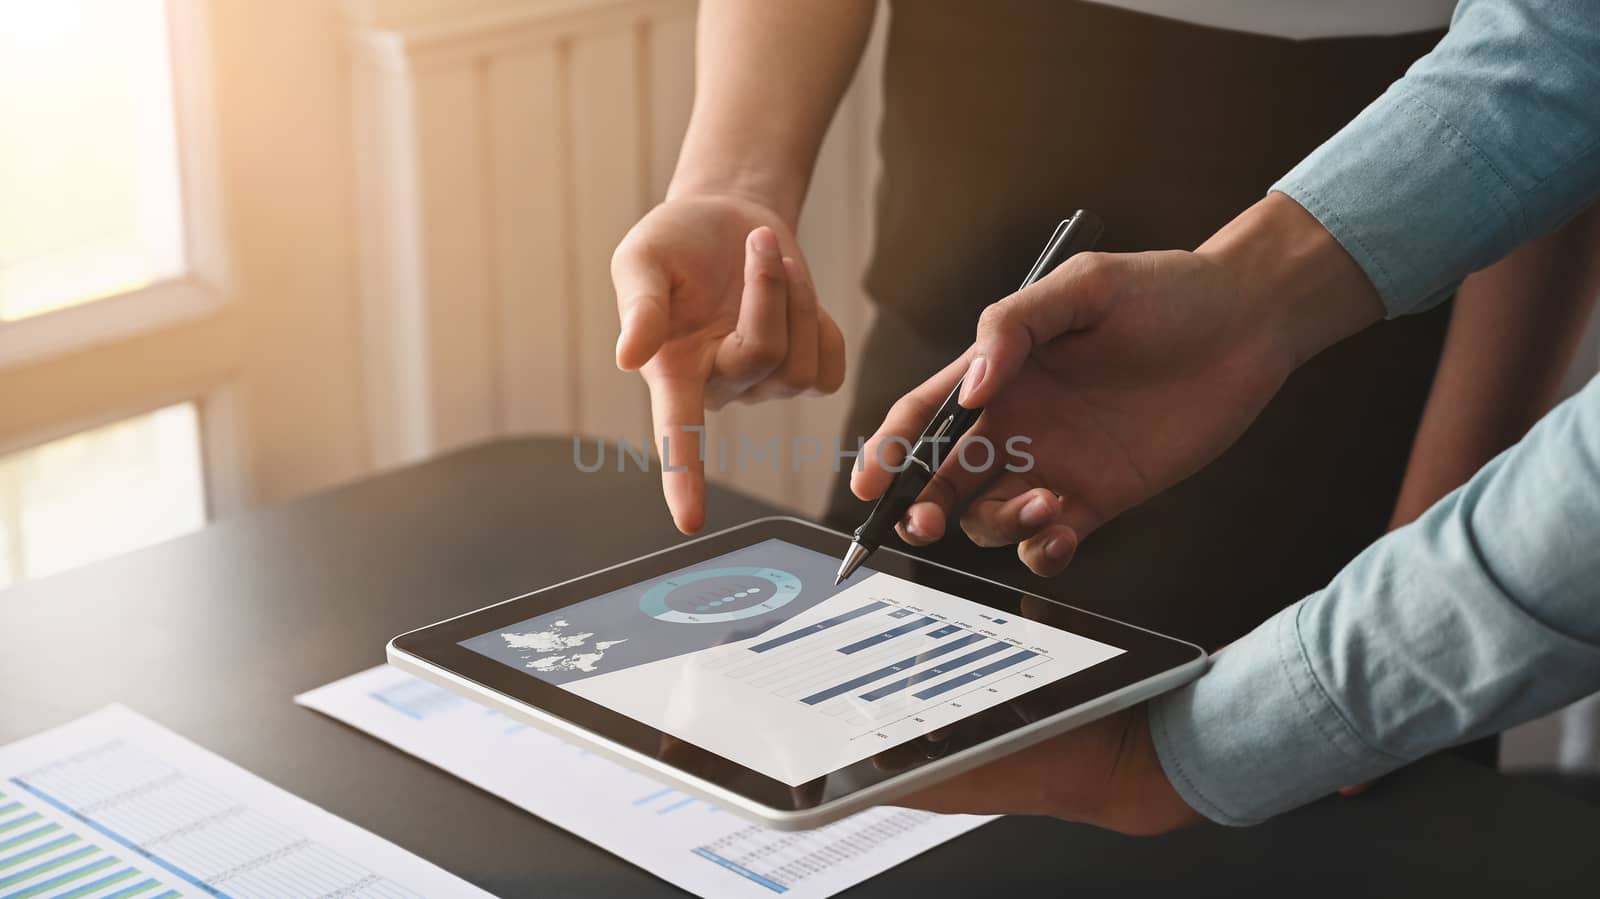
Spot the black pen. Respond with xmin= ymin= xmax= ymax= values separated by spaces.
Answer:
xmin=835 ymin=210 xmax=1104 ymax=584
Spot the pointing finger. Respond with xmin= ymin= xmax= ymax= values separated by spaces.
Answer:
xmin=643 ymin=367 xmax=708 ymax=534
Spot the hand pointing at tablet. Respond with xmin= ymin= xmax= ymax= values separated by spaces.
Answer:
xmin=614 ymin=200 xmax=847 ymax=535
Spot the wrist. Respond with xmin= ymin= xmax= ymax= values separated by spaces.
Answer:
xmin=668 ymin=143 xmax=808 ymax=225
xmin=1197 ymin=192 xmax=1385 ymax=370
xmin=1100 ymin=705 xmax=1206 ymax=835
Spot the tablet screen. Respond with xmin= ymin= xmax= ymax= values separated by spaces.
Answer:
xmin=459 ymin=538 xmax=1124 ymax=787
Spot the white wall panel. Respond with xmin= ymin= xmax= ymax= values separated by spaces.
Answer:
xmin=411 ymin=62 xmax=499 ymax=452
xmin=486 ymin=47 xmax=576 ymax=434
xmin=567 ymin=27 xmax=652 ymax=442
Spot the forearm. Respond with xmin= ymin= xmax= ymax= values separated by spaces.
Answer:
xmin=1196 ymin=192 xmax=1385 ymax=370
xmin=1392 ymin=204 xmax=1600 ymax=526
xmin=1151 ymin=374 xmax=1600 ymax=825
xmin=1273 ymin=0 xmax=1600 ymax=317
xmin=1193 ymin=0 xmax=1600 ymax=418
xmin=669 ymin=0 xmax=875 ymax=222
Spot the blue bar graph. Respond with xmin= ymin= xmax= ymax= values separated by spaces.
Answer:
xmin=692 ymin=848 xmax=788 ymax=893
xmin=657 ymin=797 xmax=697 ymax=815
xmin=912 ymin=650 xmax=1038 ymax=700
xmin=0 ymin=824 xmax=60 ymax=854
xmin=837 ymin=617 xmax=937 ymax=654
xmin=104 ymin=879 xmax=160 ymax=899
xmin=926 ymin=624 xmax=961 ymax=639
xmin=0 ymin=845 xmax=98 ymax=890
xmin=55 ymin=863 xmax=138 ymax=898
xmin=11 ymin=780 xmax=201 ymax=897
xmin=11 ymin=856 xmax=119 ymax=897
xmin=749 ymin=601 xmax=888 ymax=653
xmin=0 ymin=814 xmax=41 ymax=839
xmin=368 ymin=679 xmax=466 ymax=721
xmin=4 ymin=734 xmax=428 ymax=898
xmin=633 ymin=787 xmax=675 ymax=806
xmin=857 ymin=641 xmax=1013 ymax=701
xmin=887 ymin=609 xmax=915 ymax=619
xmin=799 ymin=634 xmax=986 ymax=705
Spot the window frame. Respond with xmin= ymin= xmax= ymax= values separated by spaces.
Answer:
xmin=0 ymin=0 xmax=231 ymax=372
xmin=0 ymin=0 xmax=248 ymax=526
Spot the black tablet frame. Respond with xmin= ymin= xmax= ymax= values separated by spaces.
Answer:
xmin=391 ymin=517 xmax=1204 ymax=812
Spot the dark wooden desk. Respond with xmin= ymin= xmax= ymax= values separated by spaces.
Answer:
xmin=3 ymin=438 xmax=1598 ymax=896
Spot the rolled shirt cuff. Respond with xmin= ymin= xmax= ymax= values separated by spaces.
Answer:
xmin=1269 ymin=85 xmax=1524 ymax=319
xmin=1147 ymin=601 xmax=1401 ymax=826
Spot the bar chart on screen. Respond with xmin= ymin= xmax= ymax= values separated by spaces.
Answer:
xmin=560 ymin=571 xmax=1128 ymax=786
xmin=696 ymin=579 xmax=1121 ymax=744
xmin=297 ymin=666 xmax=993 ymax=899
xmin=719 ymin=597 xmax=1046 ymax=730
xmin=0 ymin=707 xmax=493 ymax=899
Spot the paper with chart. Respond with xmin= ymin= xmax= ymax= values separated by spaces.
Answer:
xmin=0 ymin=705 xmax=491 ymax=898
xmin=296 ymin=665 xmax=993 ymax=898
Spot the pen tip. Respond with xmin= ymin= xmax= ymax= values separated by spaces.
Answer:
xmin=835 ymin=542 xmax=867 ymax=586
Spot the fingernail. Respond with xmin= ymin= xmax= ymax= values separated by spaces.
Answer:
xmin=1020 ymin=494 xmax=1053 ymax=527
xmin=959 ymin=355 xmax=987 ymax=406
xmin=901 ymin=515 xmax=923 ymax=540
xmin=750 ymin=227 xmax=779 ymax=257
xmin=1045 ymin=534 xmax=1073 ymax=560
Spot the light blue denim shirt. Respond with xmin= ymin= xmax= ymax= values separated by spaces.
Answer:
xmin=1148 ymin=0 xmax=1600 ymax=825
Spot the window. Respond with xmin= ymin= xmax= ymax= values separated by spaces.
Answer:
xmin=0 ymin=0 xmax=186 ymax=321
xmin=0 ymin=0 xmax=373 ymax=592
xmin=0 ymin=404 xmax=205 ymax=589
xmin=0 ymin=1 xmax=224 ymax=592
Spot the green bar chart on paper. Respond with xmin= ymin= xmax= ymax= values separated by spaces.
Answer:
xmin=0 ymin=707 xmax=494 ymax=899
xmin=0 ymin=783 xmax=177 ymax=899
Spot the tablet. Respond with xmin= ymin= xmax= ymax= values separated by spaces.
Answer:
xmin=388 ymin=517 xmax=1205 ymax=829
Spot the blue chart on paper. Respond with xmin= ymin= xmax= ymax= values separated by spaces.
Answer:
xmin=354 ymin=671 xmax=982 ymax=896
xmin=0 ymin=739 xmax=434 ymax=899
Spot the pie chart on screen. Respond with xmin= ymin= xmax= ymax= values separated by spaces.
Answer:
xmin=638 ymin=567 xmax=803 ymax=624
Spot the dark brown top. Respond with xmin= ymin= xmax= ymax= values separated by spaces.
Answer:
xmin=835 ymin=0 xmax=1454 ymax=648
xmin=869 ymin=0 xmax=1444 ymax=332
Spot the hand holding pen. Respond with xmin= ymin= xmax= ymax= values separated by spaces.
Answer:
xmin=846 ymin=203 xmax=1304 ymax=578
xmin=836 ymin=211 xmax=1103 ymax=582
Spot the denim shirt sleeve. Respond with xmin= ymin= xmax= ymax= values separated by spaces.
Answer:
xmin=1272 ymin=0 xmax=1600 ymax=316
xmin=1148 ymin=375 xmax=1600 ymax=825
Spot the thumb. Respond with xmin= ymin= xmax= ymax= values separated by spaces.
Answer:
xmin=959 ymin=253 xmax=1113 ymax=408
xmin=612 ymin=241 xmax=671 ymax=371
